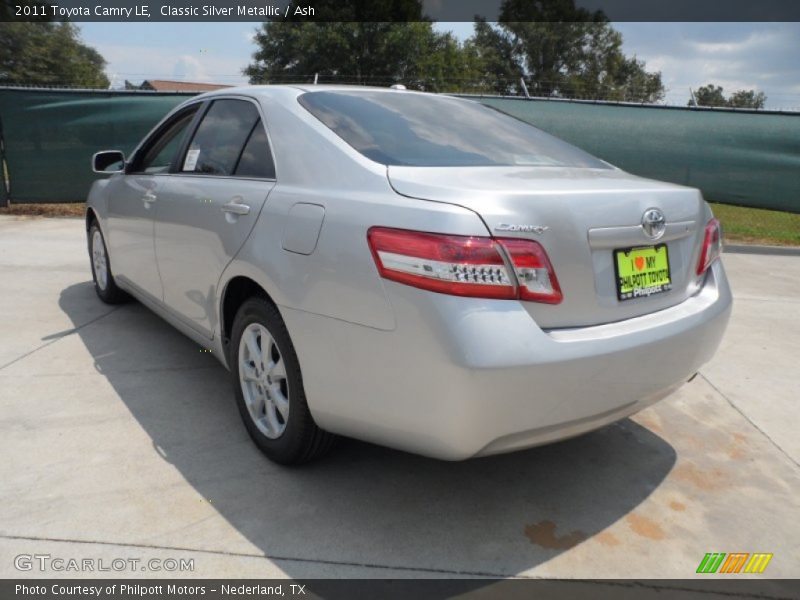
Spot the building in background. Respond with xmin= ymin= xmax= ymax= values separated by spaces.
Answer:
xmin=124 ymin=80 xmax=232 ymax=92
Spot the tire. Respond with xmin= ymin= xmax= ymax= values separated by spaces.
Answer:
xmin=88 ymin=222 xmax=127 ymax=304
xmin=230 ymin=297 xmax=335 ymax=465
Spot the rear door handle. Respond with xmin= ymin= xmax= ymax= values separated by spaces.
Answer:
xmin=221 ymin=201 xmax=250 ymax=216
xmin=142 ymin=191 xmax=157 ymax=204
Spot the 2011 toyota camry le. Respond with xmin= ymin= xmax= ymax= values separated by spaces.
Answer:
xmin=86 ymin=85 xmax=731 ymax=464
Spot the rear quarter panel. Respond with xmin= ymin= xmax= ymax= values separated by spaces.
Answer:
xmin=218 ymin=90 xmax=492 ymax=331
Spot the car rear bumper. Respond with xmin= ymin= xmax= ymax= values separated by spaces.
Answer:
xmin=282 ymin=259 xmax=732 ymax=460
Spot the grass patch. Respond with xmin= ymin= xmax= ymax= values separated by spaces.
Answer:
xmin=0 ymin=202 xmax=85 ymax=218
xmin=710 ymin=203 xmax=800 ymax=247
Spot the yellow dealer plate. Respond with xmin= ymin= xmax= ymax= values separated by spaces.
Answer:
xmin=614 ymin=244 xmax=672 ymax=301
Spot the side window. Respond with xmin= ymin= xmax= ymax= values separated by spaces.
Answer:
xmin=136 ymin=107 xmax=198 ymax=174
xmin=234 ymin=120 xmax=276 ymax=179
xmin=181 ymin=99 xmax=261 ymax=176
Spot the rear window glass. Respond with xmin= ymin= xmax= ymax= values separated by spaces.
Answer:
xmin=298 ymin=91 xmax=609 ymax=169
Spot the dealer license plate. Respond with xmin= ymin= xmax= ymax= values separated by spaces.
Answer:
xmin=614 ymin=245 xmax=672 ymax=301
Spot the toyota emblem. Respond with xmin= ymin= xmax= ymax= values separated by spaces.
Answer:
xmin=642 ymin=208 xmax=666 ymax=239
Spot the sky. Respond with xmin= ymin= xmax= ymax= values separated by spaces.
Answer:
xmin=78 ymin=22 xmax=800 ymax=110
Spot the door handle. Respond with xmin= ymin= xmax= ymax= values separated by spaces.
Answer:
xmin=221 ymin=201 xmax=250 ymax=216
xmin=142 ymin=191 xmax=157 ymax=204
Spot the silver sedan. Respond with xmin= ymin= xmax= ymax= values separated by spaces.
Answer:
xmin=87 ymin=86 xmax=731 ymax=464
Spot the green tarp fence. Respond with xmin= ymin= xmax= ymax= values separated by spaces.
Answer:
xmin=1 ymin=88 xmax=799 ymax=213
xmin=476 ymin=97 xmax=800 ymax=214
xmin=0 ymin=88 xmax=192 ymax=205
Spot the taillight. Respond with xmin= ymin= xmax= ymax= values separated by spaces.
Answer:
xmin=367 ymin=227 xmax=562 ymax=303
xmin=367 ymin=227 xmax=516 ymax=299
xmin=696 ymin=217 xmax=722 ymax=276
xmin=499 ymin=238 xmax=563 ymax=304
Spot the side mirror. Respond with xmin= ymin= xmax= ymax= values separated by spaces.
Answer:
xmin=92 ymin=150 xmax=126 ymax=174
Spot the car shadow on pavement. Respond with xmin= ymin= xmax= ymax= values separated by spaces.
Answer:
xmin=59 ymin=281 xmax=677 ymax=577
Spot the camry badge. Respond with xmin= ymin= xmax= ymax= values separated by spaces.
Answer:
xmin=494 ymin=223 xmax=549 ymax=234
xmin=641 ymin=208 xmax=666 ymax=239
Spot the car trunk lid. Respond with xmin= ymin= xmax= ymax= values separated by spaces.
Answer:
xmin=387 ymin=165 xmax=706 ymax=328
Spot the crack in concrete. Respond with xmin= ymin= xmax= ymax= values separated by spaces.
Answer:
xmin=700 ymin=372 xmax=800 ymax=471
xmin=0 ymin=307 xmax=121 ymax=372
xmin=0 ymin=365 xmax=220 ymax=378
xmin=731 ymin=296 xmax=800 ymax=305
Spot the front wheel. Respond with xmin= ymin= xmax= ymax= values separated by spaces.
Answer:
xmin=88 ymin=222 xmax=127 ymax=304
xmin=230 ymin=297 xmax=335 ymax=465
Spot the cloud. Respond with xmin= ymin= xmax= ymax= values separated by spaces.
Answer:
xmin=98 ymin=42 xmax=249 ymax=86
xmin=243 ymin=28 xmax=257 ymax=44
xmin=615 ymin=23 xmax=800 ymax=109
xmin=172 ymin=55 xmax=208 ymax=81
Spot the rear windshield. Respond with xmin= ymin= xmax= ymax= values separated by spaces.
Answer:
xmin=298 ymin=91 xmax=609 ymax=169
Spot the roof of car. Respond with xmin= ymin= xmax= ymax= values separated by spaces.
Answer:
xmin=198 ymin=84 xmax=427 ymax=99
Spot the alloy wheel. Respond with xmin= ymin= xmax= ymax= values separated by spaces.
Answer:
xmin=238 ymin=322 xmax=290 ymax=439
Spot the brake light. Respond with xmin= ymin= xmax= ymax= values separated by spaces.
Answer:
xmin=499 ymin=238 xmax=563 ymax=304
xmin=367 ymin=227 xmax=562 ymax=303
xmin=696 ymin=217 xmax=722 ymax=276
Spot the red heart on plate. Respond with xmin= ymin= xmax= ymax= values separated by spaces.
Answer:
xmin=634 ymin=256 xmax=645 ymax=271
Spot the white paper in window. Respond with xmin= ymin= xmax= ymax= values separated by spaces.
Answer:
xmin=183 ymin=148 xmax=200 ymax=171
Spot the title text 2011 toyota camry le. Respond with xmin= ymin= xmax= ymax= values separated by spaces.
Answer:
xmin=86 ymin=86 xmax=731 ymax=464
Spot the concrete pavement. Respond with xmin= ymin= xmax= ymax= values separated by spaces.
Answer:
xmin=1 ymin=215 xmax=798 ymax=579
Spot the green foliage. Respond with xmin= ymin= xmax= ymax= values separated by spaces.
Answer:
xmin=0 ymin=22 xmax=109 ymax=88
xmin=728 ymin=89 xmax=767 ymax=109
xmin=691 ymin=84 xmax=727 ymax=107
xmin=469 ymin=7 xmax=664 ymax=102
xmin=244 ymin=21 xmax=481 ymax=92
xmin=469 ymin=18 xmax=523 ymax=94
xmin=244 ymin=0 xmax=443 ymax=86
xmin=244 ymin=0 xmax=664 ymax=101
xmin=690 ymin=84 xmax=767 ymax=109
xmin=710 ymin=203 xmax=800 ymax=245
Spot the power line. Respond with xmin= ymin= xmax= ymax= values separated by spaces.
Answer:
xmin=3 ymin=80 xmax=796 ymax=111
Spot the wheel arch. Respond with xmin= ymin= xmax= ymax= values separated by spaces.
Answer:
xmin=219 ymin=275 xmax=281 ymax=357
xmin=85 ymin=206 xmax=99 ymax=230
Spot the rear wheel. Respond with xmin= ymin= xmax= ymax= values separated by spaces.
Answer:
xmin=230 ymin=297 xmax=335 ymax=464
xmin=88 ymin=222 xmax=127 ymax=304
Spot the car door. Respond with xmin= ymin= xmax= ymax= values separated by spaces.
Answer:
xmin=153 ymin=97 xmax=276 ymax=338
xmin=106 ymin=104 xmax=200 ymax=302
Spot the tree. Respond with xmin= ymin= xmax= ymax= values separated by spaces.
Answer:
xmin=412 ymin=31 xmax=485 ymax=93
xmin=244 ymin=18 xmax=479 ymax=92
xmin=0 ymin=22 xmax=109 ymax=88
xmin=245 ymin=0 xmax=466 ymax=88
xmin=244 ymin=0 xmax=664 ymax=99
xmin=691 ymin=84 xmax=727 ymax=107
xmin=468 ymin=17 xmax=523 ymax=94
xmin=728 ymin=89 xmax=766 ymax=109
xmin=690 ymin=84 xmax=767 ymax=109
xmin=469 ymin=0 xmax=665 ymax=102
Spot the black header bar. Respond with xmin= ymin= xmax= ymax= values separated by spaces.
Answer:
xmin=3 ymin=579 xmax=800 ymax=600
